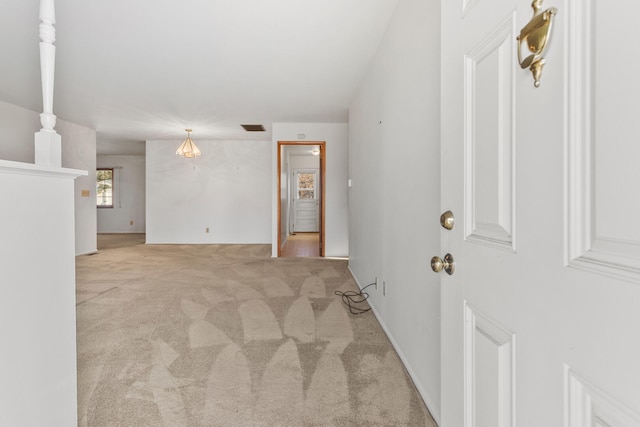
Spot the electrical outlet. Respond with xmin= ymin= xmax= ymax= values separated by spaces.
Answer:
xmin=206 ymin=227 xmax=210 ymax=233
xmin=383 ymin=281 xmax=386 ymax=296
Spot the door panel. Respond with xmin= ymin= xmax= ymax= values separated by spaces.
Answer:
xmin=566 ymin=0 xmax=640 ymax=281
xmin=566 ymin=367 xmax=640 ymax=427
xmin=441 ymin=0 xmax=640 ymax=425
xmin=293 ymin=200 xmax=318 ymax=232
xmin=464 ymin=15 xmax=515 ymax=250
xmin=464 ymin=304 xmax=515 ymax=427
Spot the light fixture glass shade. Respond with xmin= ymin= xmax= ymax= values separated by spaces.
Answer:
xmin=176 ymin=129 xmax=201 ymax=158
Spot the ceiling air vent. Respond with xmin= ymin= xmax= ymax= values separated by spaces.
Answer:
xmin=241 ymin=124 xmax=266 ymax=132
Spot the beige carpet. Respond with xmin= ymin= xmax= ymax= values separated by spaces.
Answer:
xmin=76 ymin=234 xmax=436 ymax=426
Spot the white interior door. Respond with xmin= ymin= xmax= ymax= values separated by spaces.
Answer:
xmin=440 ymin=1 xmax=640 ymax=426
xmin=292 ymin=169 xmax=319 ymax=232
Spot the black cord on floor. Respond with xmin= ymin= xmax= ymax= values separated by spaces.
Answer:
xmin=335 ymin=282 xmax=376 ymax=315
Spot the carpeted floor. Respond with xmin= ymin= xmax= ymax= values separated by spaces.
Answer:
xmin=76 ymin=234 xmax=437 ymax=426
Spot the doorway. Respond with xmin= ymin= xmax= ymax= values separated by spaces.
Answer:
xmin=291 ymin=168 xmax=319 ymax=233
xmin=277 ymin=141 xmax=326 ymax=257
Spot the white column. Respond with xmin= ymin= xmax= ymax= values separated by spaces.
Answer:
xmin=34 ymin=0 xmax=61 ymax=167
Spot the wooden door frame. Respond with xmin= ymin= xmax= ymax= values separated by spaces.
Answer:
xmin=277 ymin=141 xmax=326 ymax=257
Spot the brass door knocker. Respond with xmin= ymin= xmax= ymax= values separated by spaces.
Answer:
xmin=517 ymin=0 xmax=557 ymax=87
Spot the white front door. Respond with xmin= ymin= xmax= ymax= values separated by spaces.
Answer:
xmin=292 ymin=169 xmax=319 ymax=232
xmin=441 ymin=1 xmax=640 ymax=426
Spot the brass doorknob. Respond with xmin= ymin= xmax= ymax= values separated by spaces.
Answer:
xmin=431 ymin=253 xmax=455 ymax=275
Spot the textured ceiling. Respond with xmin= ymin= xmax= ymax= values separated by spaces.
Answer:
xmin=0 ymin=0 xmax=398 ymax=154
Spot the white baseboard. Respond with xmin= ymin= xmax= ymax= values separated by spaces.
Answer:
xmin=348 ymin=265 xmax=441 ymax=426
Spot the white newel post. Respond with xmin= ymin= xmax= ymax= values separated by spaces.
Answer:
xmin=35 ymin=0 xmax=61 ymax=167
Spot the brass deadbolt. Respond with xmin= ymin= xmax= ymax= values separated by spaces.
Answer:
xmin=440 ymin=211 xmax=454 ymax=230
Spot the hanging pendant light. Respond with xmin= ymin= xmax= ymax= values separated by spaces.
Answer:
xmin=176 ymin=128 xmax=201 ymax=158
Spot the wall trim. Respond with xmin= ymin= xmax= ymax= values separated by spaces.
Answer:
xmin=0 ymin=159 xmax=86 ymax=180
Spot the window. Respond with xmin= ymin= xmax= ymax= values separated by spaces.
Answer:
xmin=297 ymin=172 xmax=316 ymax=199
xmin=96 ymin=168 xmax=114 ymax=208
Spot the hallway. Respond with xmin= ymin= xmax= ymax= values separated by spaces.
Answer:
xmin=280 ymin=232 xmax=320 ymax=257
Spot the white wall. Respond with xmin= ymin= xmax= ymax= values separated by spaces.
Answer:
xmin=0 ymin=100 xmax=37 ymax=163
xmin=60 ymin=121 xmax=97 ymax=255
xmin=279 ymin=146 xmax=290 ymax=250
xmin=289 ymin=154 xmax=320 ymax=170
xmin=97 ymin=155 xmax=146 ymax=233
xmin=146 ymin=139 xmax=271 ymax=244
xmin=0 ymin=100 xmax=97 ymax=255
xmin=0 ymin=161 xmax=82 ymax=426
xmin=348 ymin=0 xmax=442 ymax=422
xmin=272 ymin=123 xmax=349 ymax=257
